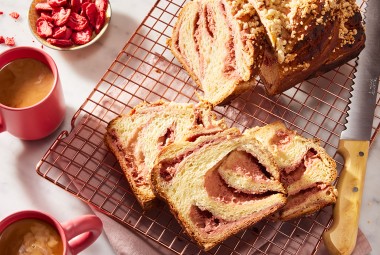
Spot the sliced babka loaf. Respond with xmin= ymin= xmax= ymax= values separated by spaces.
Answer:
xmin=104 ymin=100 xmax=227 ymax=209
xmin=247 ymin=122 xmax=337 ymax=221
xmin=250 ymin=0 xmax=365 ymax=95
xmin=168 ymin=0 xmax=266 ymax=105
xmin=322 ymin=0 xmax=365 ymax=72
xmin=151 ymin=128 xmax=286 ymax=250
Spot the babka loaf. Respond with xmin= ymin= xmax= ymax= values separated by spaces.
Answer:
xmin=168 ymin=0 xmax=266 ymax=105
xmin=253 ymin=0 xmax=365 ymax=95
xmin=104 ymin=100 xmax=227 ymax=209
xmin=169 ymin=0 xmax=365 ymax=104
xmin=151 ymin=128 xmax=287 ymax=250
xmin=247 ymin=122 xmax=337 ymax=221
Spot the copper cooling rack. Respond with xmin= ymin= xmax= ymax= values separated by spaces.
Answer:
xmin=36 ymin=0 xmax=380 ymax=254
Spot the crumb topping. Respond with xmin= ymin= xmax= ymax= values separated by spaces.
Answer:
xmin=252 ymin=0 xmax=338 ymax=63
xmin=337 ymin=0 xmax=361 ymax=48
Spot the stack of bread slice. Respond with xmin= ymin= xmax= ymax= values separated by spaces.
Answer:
xmin=151 ymin=127 xmax=287 ymax=250
xmin=105 ymin=101 xmax=337 ymax=250
xmin=104 ymin=100 xmax=227 ymax=209
xmin=168 ymin=0 xmax=365 ymax=105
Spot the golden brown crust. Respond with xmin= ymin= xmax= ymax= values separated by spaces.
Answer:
xmin=104 ymin=132 xmax=158 ymax=209
xmin=257 ymin=0 xmax=365 ymax=95
xmin=170 ymin=0 xmax=365 ymax=99
xmin=271 ymin=186 xmax=337 ymax=221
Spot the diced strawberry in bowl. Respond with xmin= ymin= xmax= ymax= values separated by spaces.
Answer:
xmin=29 ymin=0 xmax=111 ymax=50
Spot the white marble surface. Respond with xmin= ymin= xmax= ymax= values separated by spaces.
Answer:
xmin=0 ymin=1 xmax=379 ymax=255
xmin=0 ymin=1 xmax=155 ymax=254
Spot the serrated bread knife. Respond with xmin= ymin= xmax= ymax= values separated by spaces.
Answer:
xmin=322 ymin=0 xmax=380 ymax=254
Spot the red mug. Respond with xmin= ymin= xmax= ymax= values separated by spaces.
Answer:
xmin=0 ymin=46 xmax=65 ymax=140
xmin=0 ymin=210 xmax=103 ymax=255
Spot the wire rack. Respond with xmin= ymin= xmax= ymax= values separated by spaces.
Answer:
xmin=36 ymin=0 xmax=380 ymax=254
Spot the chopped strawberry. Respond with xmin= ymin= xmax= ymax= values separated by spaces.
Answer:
xmin=52 ymin=25 xmax=72 ymax=39
xmin=48 ymin=0 xmax=68 ymax=8
xmin=40 ymin=12 xmax=54 ymax=23
xmin=95 ymin=10 xmax=105 ymax=34
xmin=35 ymin=3 xmax=54 ymax=11
xmin=70 ymin=0 xmax=82 ymax=13
xmin=0 ymin=36 xmax=5 ymax=44
xmin=84 ymin=2 xmax=98 ymax=27
xmin=66 ymin=12 xmax=88 ymax=31
xmin=36 ymin=18 xmax=54 ymax=38
xmin=5 ymin=37 xmax=15 ymax=46
xmin=95 ymin=0 xmax=107 ymax=13
xmin=0 ymin=11 xmax=3 ymax=15
xmin=47 ymin=38 xmax=73 ymax=47
xmin=52 ymin=7 xmax=71 ymax=26
xmin=9 ymin=12 xmax=20 ymax=19
xmin=33 ymin=0 xmax=107 ymax=47
xmin=80 ymin=2 xmax=89 ymax=16
xmin=71 ymin=26 xmax=92 ymax=44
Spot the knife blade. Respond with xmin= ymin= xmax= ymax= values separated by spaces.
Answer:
xmin=322 ymin=0 xmax=380 ymax=254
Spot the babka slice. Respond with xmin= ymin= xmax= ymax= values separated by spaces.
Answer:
xmin=104 ymin=100 xmax=227 ymax=209
xmin=151 ymin=128 xmax=287 ymax=250
xmin=168 ymin=0 xmax=265 ymax=105
xmin=247 ymin=122 xmax=337 ymax=221
xmin=249 ymin=0 xmax=365 ymax=95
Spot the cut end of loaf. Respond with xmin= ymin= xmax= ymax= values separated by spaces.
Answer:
xmin=152 ymin=127 xmax=287 ymax=250
xmin=169 ymin=0 xmax=265 ymax=105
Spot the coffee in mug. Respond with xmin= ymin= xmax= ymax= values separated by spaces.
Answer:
xmin=0 ymin=210 xmax=103 ymax=255
xmin=0 ymin=58 xmax=55 ymax=108
xmin=0 ymin=46 xmax=66 ymax=140
xmin=0 ymin=218 xmax=63 ymax=255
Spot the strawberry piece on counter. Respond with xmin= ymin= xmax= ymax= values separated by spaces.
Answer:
xmin=9 ymin=12 xmax=20 ymax=19
xmin=5 ymin=37 xmax=15 ymax=46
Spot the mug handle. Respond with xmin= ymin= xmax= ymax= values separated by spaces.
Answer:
xmin=0 ymin=114 xmax=5 ymax=133
xmin=61 ymin=215 xmax=103 ymax=255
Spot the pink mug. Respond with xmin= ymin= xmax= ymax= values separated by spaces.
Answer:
xmin=0 ymin=46 xmax=65 ymax=140
xmin=0 ymin=210 xmax=103 ymax=255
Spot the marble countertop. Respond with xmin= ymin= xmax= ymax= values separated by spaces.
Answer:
xmin=1 ymin=1 xmax=379 ymax=254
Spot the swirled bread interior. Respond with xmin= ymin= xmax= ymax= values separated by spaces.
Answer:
xmin=151 ymin=128 xmax=287 ymax=250
xmin=104 ymin=100 xmax=227 ymax=209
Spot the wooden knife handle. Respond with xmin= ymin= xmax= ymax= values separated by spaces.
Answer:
xmin=323 ymin=140 xmax=369 ymax=255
